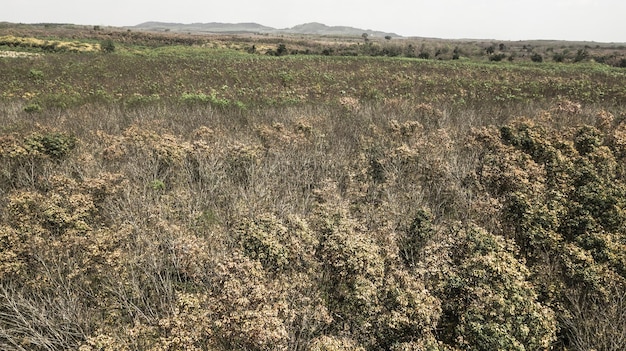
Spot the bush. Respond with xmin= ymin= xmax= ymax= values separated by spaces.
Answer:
xmin=100 ymin=39 xmax=115 ymax=53
xmin=28 ymin=69 xmax=44 ymax=80
xmin=180 ymin=91 xmax=230 ymax=108
xmin=553 ymin=52 xmax=566 ymax=62
xmin=399 ymin=208 xmax=434 ymax=267
xmin=531 ymin=53 xmax=543 ymax=63
xmin=489 ymin=53 xmax=507 ymax=62
xmin=423 ymin=225 xmax=557 ymax=350
xmin=417 ymin=52 xmax=430 ymax=60
xmin=574 ymin=49 xmax=588 ymax=63
xmin=276 ymin=43 xmax=288 ymax=56
xmin=24 ymin=132 xmax=77 ymax=160
xmin=23 ymin=102 xmax=42 ymax=113
xmin=314 ymin=186 xmax=440 ymax=348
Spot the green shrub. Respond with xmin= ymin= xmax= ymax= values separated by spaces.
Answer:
xmin=180 ymin=92 xmax=230 ymax=108
xmin=28 ymin=69 xmax=44 ymax=81
xmin=149 ymin=179 xmax=165 ymax=191
xmin=418 ymin=52 xmax=430 ymax=60
xmin=23 ymin=102 xmax=42 ymax=113
xmin=553 ymin=52 xmax=566 ymax=62
xmin=489 ymin=53 xmax=507 ymax=62
xmin=531 ymin=53 xmax=543 ymax=63
xmin=276 ymin=43 xmax=288 ymax=56
xmin=574 ymin=125 xmax=603 ymax=155
xmin=100 ymin=39 xmax=115 ymax=53
xmin=399 ymin=208 xmax=434 ymax=268
xmin=425 ymin=225 xmax=557 ymax=350
xmin=574 ymin=49 xmax=588 ymax=63
xmin=24 ymin=132 xmax=77 ymax=160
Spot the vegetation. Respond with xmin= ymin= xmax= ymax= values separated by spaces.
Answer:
xmin=0 ymin=23 xmax=625 ymax=350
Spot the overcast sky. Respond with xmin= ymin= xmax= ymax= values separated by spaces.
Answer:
xmin=3 ymin=0 xmax=625 ymax=42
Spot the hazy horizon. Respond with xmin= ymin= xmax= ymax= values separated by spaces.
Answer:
xmin=3 ymin=0 xmax=625 ymax=43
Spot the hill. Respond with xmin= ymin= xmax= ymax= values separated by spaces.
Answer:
xmin=132 ymin=20 xmax=400 ymax=37
xmin=133 ymin=21 xmax=275 ymax=34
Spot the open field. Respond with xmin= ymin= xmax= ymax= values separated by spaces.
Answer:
xmin=1 ymin=23 xmax=626 ymax=350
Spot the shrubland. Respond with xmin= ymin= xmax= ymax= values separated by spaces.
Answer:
xmin=0 ymin=24 xmax=626 ymax=350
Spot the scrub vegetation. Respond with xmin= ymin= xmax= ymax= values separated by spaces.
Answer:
xmin=1 ymin=23 xmax=626 ymax=350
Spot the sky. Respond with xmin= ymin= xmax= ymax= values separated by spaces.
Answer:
xmin=3 ymin=0 xmax=625 ymax=42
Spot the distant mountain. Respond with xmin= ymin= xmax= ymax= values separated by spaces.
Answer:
xmin=285 ymin=22 xmax=398 ymax=38
xmin=132 ymin=21 xmax=400 ymax=38
xmin=133 ymin=21 xmax=275 ymax=33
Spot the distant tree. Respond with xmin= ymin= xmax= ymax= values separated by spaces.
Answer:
xmin=499 ymin=43 xmax=507 ymax=51
xmin=384 ymin=35 xmax=392 ymax=41
xmin=361 ymin=33 xmax=369 ymax=42
xmin=485 ymin=45 xmax=495 ymax=55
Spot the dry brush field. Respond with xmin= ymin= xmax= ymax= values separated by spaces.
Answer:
xmin=1 ymin=24 xmax=626 ymax=350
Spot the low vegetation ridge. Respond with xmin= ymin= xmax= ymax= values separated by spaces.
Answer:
xmin=0 ymin=22 xmax=626 ymax=351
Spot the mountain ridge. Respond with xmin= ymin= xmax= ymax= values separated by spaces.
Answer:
xmin=132 ymin=21 xmax=401 ymax=38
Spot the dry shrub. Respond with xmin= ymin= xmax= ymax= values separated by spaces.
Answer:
xmin=0 ymin=285 xmax=88 ymax=351
xmin=338 ymin=96 xmax=361 ymax=113
xmin=0 ymin=171 xmax=131 ymax=350
xmin=609 ymin=120 xmax=626 ymax=159
xmin=256 ymin=122 xmax=312 ymax=150
xmin=561 ymin=284 xmax=626 ymax=351
xmin=191 ymin=125 xmax=215 ymax=140
xmin=236 ymin=213 xmax=318 ymax=274
xmin=554 ymin=99 xmax=582 ymax=115
xmin=308 ymin=335 xmax=366 ymax=351
xmin=388 ymin=119 xmax=423 ymax=139
xmin=233 ymin=213 xmax=333 ymax=349
xmin=313 ymin=182 xmax=441 ymax=348
xmin=169 ymin=234 xmax=212 ymax=283
xmin=595 ymin=109 xmax=615 ymax=131
xmin=0 ymin=130 xmax=77 ymax=190
xmin=207 ymin=252 xmax=289 ymax=350
xmin=80 ymin=292 xmax=213 ymax=351
xmin=414 ymin=103 xmax=444 ymax=118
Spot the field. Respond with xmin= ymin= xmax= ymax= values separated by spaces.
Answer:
xmin=1 ymin=23 xmax=626 ymax=350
